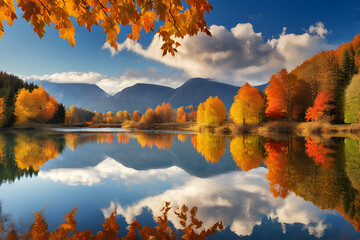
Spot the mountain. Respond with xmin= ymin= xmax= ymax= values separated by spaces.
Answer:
xmin=168 ymin=78 xmax=239 ymax=109
xmin=33 ymin=78 xmax=267 ymax=113
xmin=113 ymin=83 xmax=175 ymax=112
xmin=33 ymin=80 xmax=118 ymax=112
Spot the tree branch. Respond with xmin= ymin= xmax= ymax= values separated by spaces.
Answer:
xmin=38 ymin=0 xmax=51 ymax=15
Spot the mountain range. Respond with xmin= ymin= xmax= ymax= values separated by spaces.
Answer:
xmin=33 ymin=78 xmax=267 ymax=113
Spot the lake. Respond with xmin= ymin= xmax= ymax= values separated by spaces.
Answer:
xmin=0 ymin=130 xmax=359 ymax=239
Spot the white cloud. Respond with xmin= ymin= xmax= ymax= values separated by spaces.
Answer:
xmin=308 ymin=22 xmax=330 ymax=38
xmin=104 ymin=22 xmax=333 ymax=86
xmin=23 ymin=71 xmax=107 ymax=84
xmin=102 ymin=168 xmax=330 ymax=238
xmin=39 ymin=157 xmax=190 ymax=186
xmin=22 ymin=68 xmax=188 ymax=95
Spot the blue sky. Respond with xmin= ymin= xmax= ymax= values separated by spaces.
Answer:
xmin=0 ymin=0 xmax=359 ymax=94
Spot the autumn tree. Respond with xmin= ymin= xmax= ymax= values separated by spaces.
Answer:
xmin=230 ymin=82 xmax=264 ymax=124
xmin=65 ymin=105 xmax=94 ymax=123
xmin=265 ymin=69 xmax=310 ymax=120
xmin=176 ymin=106 xmax=187 ymax=122
xmin=140 ymin=108 xmax=157 ymax=124
xmin=14 ymin=85 xmax=58 ymax=124
xmin=196 ymin=103 xmax=205 ymax=125
xmin=122 ymin=110 xmax=131 ymax=121
xmin=49 ymin=103 xmax=66 ymax=123
xmin=0 ymin=97 xmax=5 ymax=127
xmin=188 ymin=110 xmax=197 ymax=122
xmin=345 ymin=74 xmax=360 ymax=123
xmin=131 ymin=111 xmax=141 ymax=122
xmin=0 ymin=0 xmax=213 ymax=56
xmin=154 ymin=102 xmax=173 ymax=123
xmin=197 ymin=97 xmax=226 ymax=126
xmin=305 ymin=90 xmax=334 ymax=121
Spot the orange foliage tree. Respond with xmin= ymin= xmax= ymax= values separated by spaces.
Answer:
xmin=140 ymin=108 xmax=157 ymax=124
xmin=154 ymin=103 xmax=173 ymax=123
xmin=14 ymin=85 xmax=58 ymax=124
xmin=176 ymin=107 xmax=188 ymax=122
xmin=188 ymin=110 xmax=197 ymax=122
xmin=230 ymin=82 xmax=264 ymax=124
xmin=305 ymin=90 xmax=334 ymax=121
xmin=0 ymin=0 xmax=213 ymax=56
xmin=265 ymin=69 xmax=310 ymax=120
xmin=131 ymin=111 xmax=141 ymax=122
xmin=197 ymin=97 xmax=226 ymax=126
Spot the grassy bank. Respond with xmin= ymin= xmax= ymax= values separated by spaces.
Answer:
xmin=6 ymin=121 xmax=360 ymax=139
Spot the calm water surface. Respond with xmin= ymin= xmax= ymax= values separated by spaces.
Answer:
xmin=0 ymin=130 xmax=359 ymax=239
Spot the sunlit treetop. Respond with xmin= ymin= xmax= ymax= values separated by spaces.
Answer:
xmin=0 ymin=0 xmax=213 ymax=56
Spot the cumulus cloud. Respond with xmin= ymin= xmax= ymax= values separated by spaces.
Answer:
xmin=22 ymin=68 xmax=188 ymax=95
xmin=39 ymin=157 xmax=190 ymax=186
xmin=104 ymin=22 xmax=333 ymax=86
xmin=308 ymin=22 xmax=330 ymax=38
xmin=102 ymin=168 xmax=330 ymax=238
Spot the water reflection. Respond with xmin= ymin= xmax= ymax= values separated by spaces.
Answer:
xmin=0 ymin=133 xmax=65 ymax=184
xmin=0 ymin=131 xmax=360 ymax=238
xmin=104 ymin=168 xmax=329 ymax=238
xmin=230 ymin=136 xmax=265 ymax=171
xmin=191 ymin=132 xmax=226 ymax=163
xmin=0 ymin=202 xmax=223 ymax=239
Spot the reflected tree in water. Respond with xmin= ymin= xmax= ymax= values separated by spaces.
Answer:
xmin=264 ymin=137 xmax=360 ymax=231
xmin=230 ymin=136 xmax=264 ymax=171
xmin=0 ymin=133 xmax=65 ymax=184
xmin=345 ymin=138 xmax=360 ymax=191
xmin=177 ymin=134 xmax=189 ymax=143
xmin=264 ymin=140 xmax=290 ymax=198
xmin=137 ymin=133 xmax=174 ymax=150
xmin=191 ymin=133 xmax=225 ymax=163
xmin=117 ymin=134 xmax=130 ymax=144
xmin=0 ymin=202 xmax=223 ymax=239
xmin=305 ymin=139 xmax=334 ymax=168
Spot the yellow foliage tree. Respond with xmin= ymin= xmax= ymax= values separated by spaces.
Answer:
xmin=14 ymin=85 xmax=58 ymax=124
xmin=198 ymin=96 xmax=226 ymax=126
xmin=230 ymin=136 xmax=264 ymax=171
xmin=196 ymin=103 xmax=205 ymax=125
xmin=230 ymin=82 xmax=264 ymax=124
xmin=122 ymin=110 xmax=131 ymax=121
xmin=0 ymin=0 xmax=213 ymax=56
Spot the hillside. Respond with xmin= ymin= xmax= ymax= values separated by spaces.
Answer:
xmin=33 ymin=78 xmax=268 ymax=113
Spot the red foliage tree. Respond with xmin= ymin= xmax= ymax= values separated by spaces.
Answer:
xmin=305 ymin=90 xmax=334 ymax=121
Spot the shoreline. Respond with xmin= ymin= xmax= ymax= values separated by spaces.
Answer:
xmin=2 ymin=121 xmax=360 ymax=139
